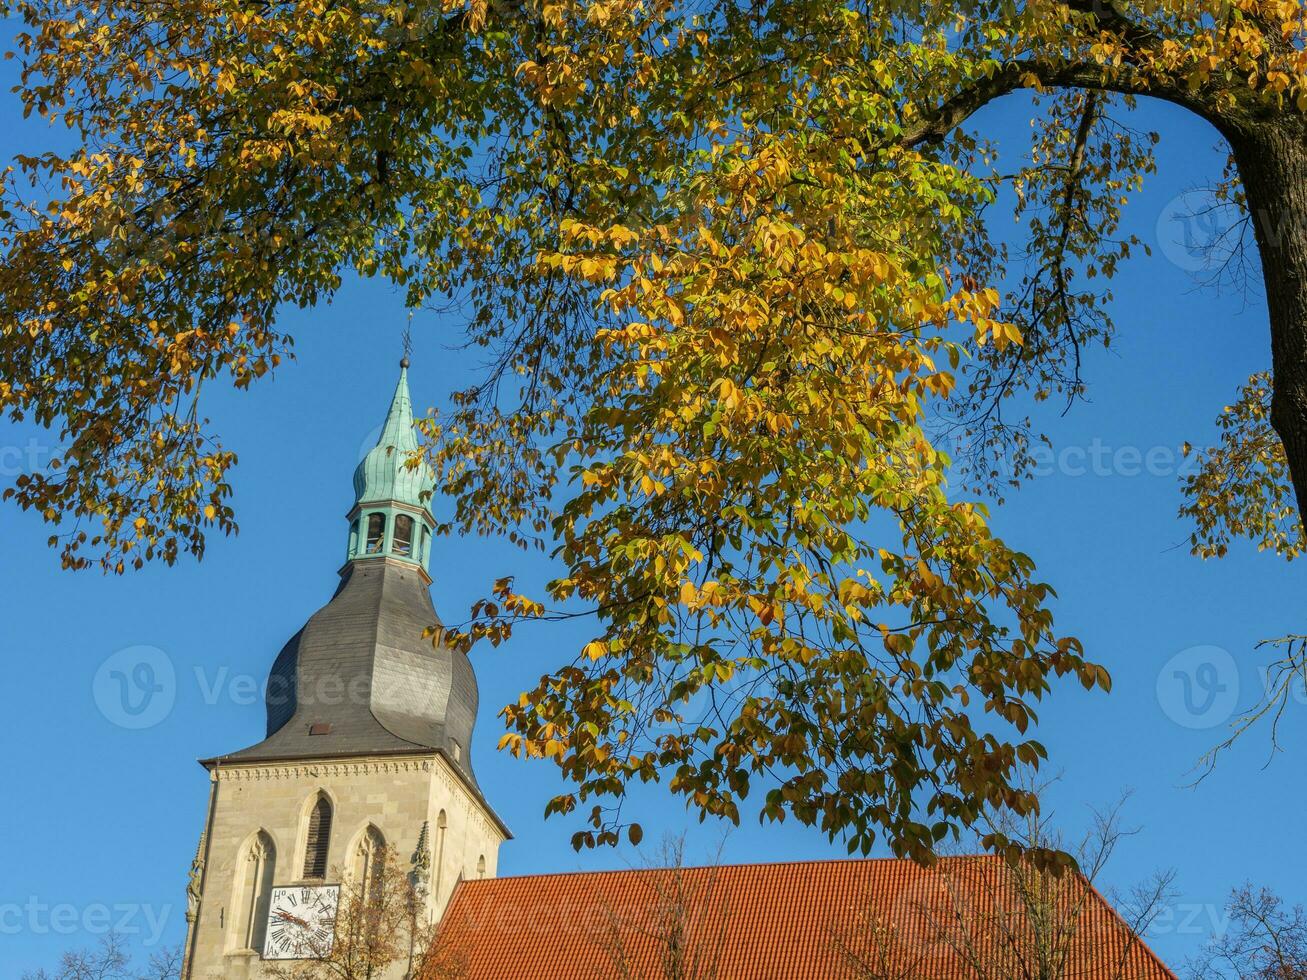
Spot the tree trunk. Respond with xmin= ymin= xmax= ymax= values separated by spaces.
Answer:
xmin=1230 ymin=119 xmax=1307 ymax=523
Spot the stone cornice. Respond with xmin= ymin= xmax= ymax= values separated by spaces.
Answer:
xmin=334 ymin=552 xmax=433 ymax=586
xmin=208 ymin=752 xmax=510 ymax=840
xmin=212 ymin=754 xmax=437 ymax=782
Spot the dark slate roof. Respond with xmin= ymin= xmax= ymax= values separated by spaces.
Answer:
xmin=205 ymin=557 xmax=482 ymax=784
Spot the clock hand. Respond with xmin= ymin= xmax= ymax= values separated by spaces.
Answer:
xmin=274 ymin=909 xmax=311 ymax=929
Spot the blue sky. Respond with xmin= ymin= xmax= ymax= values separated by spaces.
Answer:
xmin=1 ymin=43 xmax=1305 ymax=977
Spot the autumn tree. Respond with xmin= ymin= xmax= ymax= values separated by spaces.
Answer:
xmin=1188 ymin=884 xmax=1307 ymax=980
xmin=2 ymin=0 xmax=1305 ymax=859
xmin=918 ymin=799 xmax=1175 ymax=980
xmin=595 ymin=835 xmax=728 ymax=980
xmin=266 ymin=850 xmax=438 ymax=980
xmin=21 ymin=933 xmax=181 ymax=980
xmin=837 ymin=785 xmax=1177 ymax=979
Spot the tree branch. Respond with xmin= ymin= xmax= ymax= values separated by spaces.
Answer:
xmin=899 ymin=59 xmax=1226 ymax=151
xmin=1061 ymin=0 xmax=1159 ymax=51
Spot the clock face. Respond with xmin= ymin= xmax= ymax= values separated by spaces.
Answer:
xmin=262 ymin=884 xmax=340 ymax=960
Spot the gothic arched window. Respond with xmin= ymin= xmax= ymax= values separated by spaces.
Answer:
xmin=355 ymin=826 xmax=386 ymax=903
xmin=365 ymin=513 xmax=386 ymax=554
xmin=433 ymin=810 xmax=448 ymax=897
xmin=476 ymin=854 xmax=486 ymax=879
xmin=303 ymin=794 xmax=333 ymax=879
xmin=234 ymin=832 xmax=275 ymax=953
xmin=393 ymin=515 xmax=414 ymax=557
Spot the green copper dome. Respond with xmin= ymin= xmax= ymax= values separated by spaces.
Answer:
xmin=352 ymin=360 xmax=435 ymax=512
xmin=345 ymin=360 xmax=436 ymax=573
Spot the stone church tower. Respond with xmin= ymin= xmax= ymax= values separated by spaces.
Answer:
xmin=180 ymin=361 xmax=509 ymax=979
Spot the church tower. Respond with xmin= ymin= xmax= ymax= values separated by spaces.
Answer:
xmin=181 ymin=361 xmax=509 ymax=979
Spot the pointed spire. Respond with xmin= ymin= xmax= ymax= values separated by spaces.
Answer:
xmin=351 ymin=360 xmax=434 ymax=516
xmin=376 ymin=359 xmax=419 ymax=455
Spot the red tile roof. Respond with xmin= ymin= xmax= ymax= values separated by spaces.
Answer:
xmin=425 ymin=856 xmax=1176 ymax=979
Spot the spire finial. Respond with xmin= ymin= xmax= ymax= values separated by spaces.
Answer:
xmin=401 ymin=323 xmax=413 ymax=370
